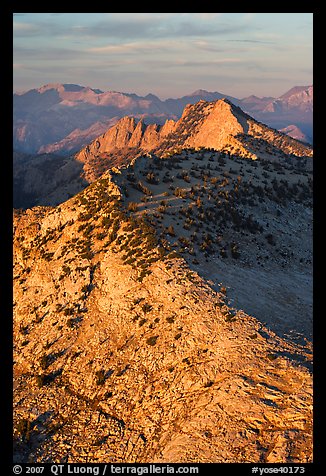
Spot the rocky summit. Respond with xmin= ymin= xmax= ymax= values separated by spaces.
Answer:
xmin=76 ymin=98 xmax=312 ymax=183
xmin=13 ymin=98 xmax=313 ymax=464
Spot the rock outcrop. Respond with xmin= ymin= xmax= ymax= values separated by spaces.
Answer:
xmin=75 ymin=99 xmax=312 ymax=181
xmin=75 ymin=116 xmax=177 ymax=164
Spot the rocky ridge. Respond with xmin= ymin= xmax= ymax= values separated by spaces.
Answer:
xmin=13 ymin=95 xmax=313 ymax=463
xmin=14 ymin=121 xmax=313 ymax=467
xmin=14 ymin=168 xmax=312 ymax=463
xmin=13 ymin=98 xmax=313 ymax=209
xmin=76 ymin=99 xmax=312 ymax=183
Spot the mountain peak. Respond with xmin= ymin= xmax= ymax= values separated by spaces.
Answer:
xmin=75 ymin=97 xmax=312 ymax=179
xmin=190 ymin=89 xmax=210 ymax=96
xmin=175 ymin=98 xmax=251 ymax=153
xmin=215 ymin=97 xmax=237 ymax=107
xmin=37 ymin=83 xmax=85 ymax=94
xmin=280 ymin=85 xmax=313 ymax=100
xmin=144 ymin=93 xmax=161 ymax=101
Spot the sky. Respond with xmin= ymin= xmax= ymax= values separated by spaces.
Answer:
xmin=13 ymin=13 xmax=313 ymax=99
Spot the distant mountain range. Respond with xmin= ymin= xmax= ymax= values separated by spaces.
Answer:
xmin=13 ymin=84 xmax=313 ymax=155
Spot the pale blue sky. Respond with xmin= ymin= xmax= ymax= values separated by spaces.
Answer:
xmin=13 ymin=13 xmax=313 ymax=98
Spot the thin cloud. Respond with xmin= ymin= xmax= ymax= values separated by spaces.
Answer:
xmin=13 ymin=20 xmax=66 ymax=37
xmin=87 ymin=40 xmax=183 ymax=55
xmin=13 ymin=22 xmax=40 ymax=34
xmin=142 ymin=58 xmax=248 ymax=69
xmin=68 ymin=17 xmax=250 ymax=40
xmin=13 ymin=14 xmax=252 ymax=42
xmin=180 ymin=58 xmax=245 ymax=66
xmin=194 ymin=40 xmax=231 ymax=53
xmin=14 ymin=45 xmax=88 ymax=60
xmin=228 ymin=39 xmax=275 ymax=44
xmin=193 ymin=40 xmax=255 ymax=55
xmin=88 ymin=42 xmax=156 ymax=54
